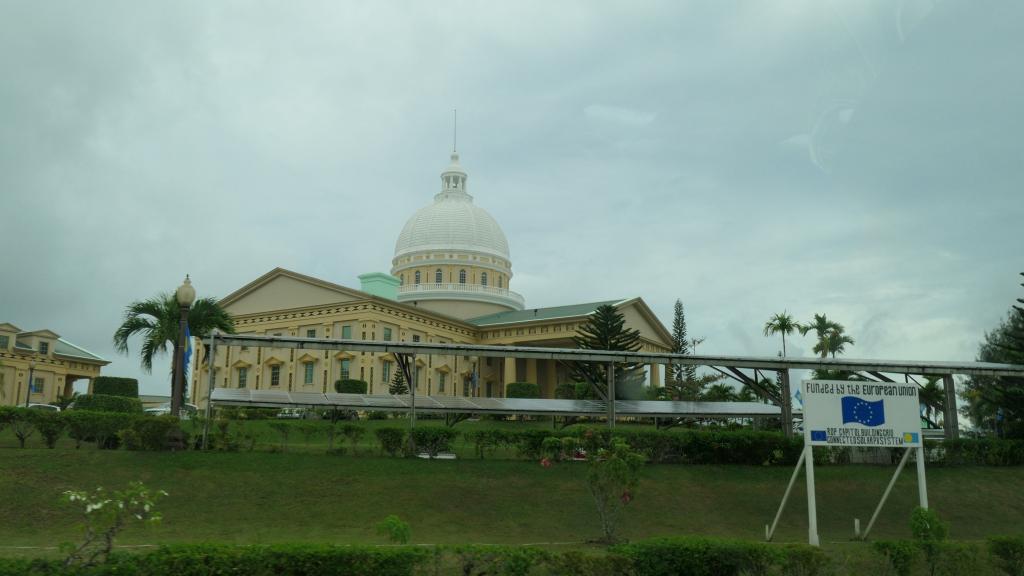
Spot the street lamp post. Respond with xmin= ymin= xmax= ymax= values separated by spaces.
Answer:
xmin=24 ymin=360 xmax=36 ymax=407
xmin=172 ymin=275 xmax=196 ymax=418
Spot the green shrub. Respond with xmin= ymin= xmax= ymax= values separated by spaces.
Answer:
xmin=92 ymin=376 xmax=140 ymax=398
xmin=614 ymin=537 xmax=782 ymax=576
xmin=30 ymin=410 xmax=66 ymax=448
xmin=505 ymin=382 xmax=540 ymax=398
xmin=335 ymin=379 xmax=369 ymax=394
xmin=411 ymin=427 xmax=458 ymax=457
xmin=8 ymin=408 xmax=36 ymax=448
xmin=873 ymin=540 xmax=919 ymax=576
xmin=376 ymin=427 xmax=406 ymax=456
xmin=779 ymin=544 xmax=832 ymax=576
xmin=990 ymin=536 xmax=1024 ymax=576
xmin=938 ymin=438 xmax=1024 ymax=466
xmin=133 ymin=416 xmax=184 ymax=451
xmin=463 ymin=429 xmax=507 ymax=459
xmin=72 ymin=394 xmax=142 ymax=413
xmin=118 ymin=427 xmax=142 ymax=450
xmin=376 ymin=515 xmax=411 ymax=544
xmin=63 ymin=411 xmax=137 ymax=449
xmin=340 ymin=423 xmax=365 ymax=455
xmin=448 ymin=545 xmax=549 ymax=576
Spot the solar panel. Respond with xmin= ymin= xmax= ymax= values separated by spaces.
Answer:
xmin=209 ymin=388 xmax=782 ymax=418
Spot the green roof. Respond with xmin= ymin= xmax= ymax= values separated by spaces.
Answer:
xmin=467 ymin=299 xmax=624 ymax=327
xmin=54 ymin=338 xmax=107 ymax=363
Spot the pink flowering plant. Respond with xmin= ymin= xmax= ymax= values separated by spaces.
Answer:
xmin=61 ymin=481 xmax=167 ymax=567
xmin=585 ymin=437 xmax=644 ymax=543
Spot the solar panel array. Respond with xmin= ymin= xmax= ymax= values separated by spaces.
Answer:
xmin=209 ymin=388 xmax=781 ymax=418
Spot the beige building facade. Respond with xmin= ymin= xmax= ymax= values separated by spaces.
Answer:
xmin=190 ymin=151 xmax=672 ymax=405
xmin=0 ymin=323 xmax=109 ymax=406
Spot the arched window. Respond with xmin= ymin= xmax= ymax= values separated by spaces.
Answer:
xmin=400 ymin=274 xmax=404 ymax=286
xmin=459 ymin=269 xmax=467 ymax=284
xmin=414 ymin=271 xmax=421 ymax=285
xmin=498 ymin=276 xmax=503 ymax=288
xmin=481 ymin=272 xmax=488 ymax=286
xmin=435 ymin=269 xmax=442 ymax=284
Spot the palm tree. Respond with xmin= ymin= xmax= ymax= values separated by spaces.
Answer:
xmin=918 ymin=376 xmax=945 ymax=428
xmin=802 ymin=311 xmax=843 ymax=356
xmin=763 ymin=312 xmax=800 ymax=357
xmin=822 ymin=327 xmax=855 ymax=358
xmin=702 ymin=383 xmax=739 ymax=402
xmin=113 ymin=293 xmax=235 ymax=397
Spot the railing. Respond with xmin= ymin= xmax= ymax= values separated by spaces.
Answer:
xmin=397 ymin=283 xmax=525 ymax=307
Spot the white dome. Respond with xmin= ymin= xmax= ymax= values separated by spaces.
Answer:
xmin=394 ymin=154 xmax=510 ymax=260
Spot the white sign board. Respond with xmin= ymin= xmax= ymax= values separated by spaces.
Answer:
xmin=802 ymin=380 xmax=922 ymax=447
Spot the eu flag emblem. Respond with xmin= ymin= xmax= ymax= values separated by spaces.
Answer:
xmin=842 ymin=396 xmax=885 ymax=426
xmin=810 ymin=430 xmax=828 ymax=442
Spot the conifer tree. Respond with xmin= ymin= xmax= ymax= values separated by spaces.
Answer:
xmin=669 ymin=300 xmax=697 ymax=383
xmin=568 ymin=304 xmax=644 ymax=400
xmin=389 ymin=369 xmax=408 ymax=395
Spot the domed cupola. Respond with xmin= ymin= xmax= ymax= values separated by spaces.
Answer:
xmin=391 ymin=151 xmax=524 ymax=319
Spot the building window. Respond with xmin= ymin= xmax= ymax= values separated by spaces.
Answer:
xmin=498 ymin=276 xmax=504 ymax=288
xmin=238 ymin=367 xmax=248 ymax=388
xmin=415 ymin=271 xmax=421 ymax=284
xmin=412 ymin=335 xmax=420 ymax=343
xmin=481 ymin=272 xmax=488 ymax=286
xmin=382 ymin=361 xmax=391 ymax=382
xmin=341 ymin=325 xmax=352 ymax=339
xmin=306 ymin=329 xmax=316 ymax=338
xmin=303 ymin=362 xmax=314 ymax=385
xmin=270 ymin=366 xmax=281 ymax=387
xmin=39 ymin=342 xmax=49 ymax=355
xmin=400 ymin=274 xmax=404 ymax=286
xmin=30 ymin=378 xmax=44 ymax=394
xmin=435 ymin=269 xmax=442 ymax=283
xmin=438 ymin=372 xmax=446 ymax=393
xmin=383 ymin=328 xmax=392 ymax=341
xmin=0 ymin=335 xmax=8 ymax=349
xmin=414 ymin=367 xmax=421 ymax=390
xmin=459 ymin=269 xmax=467 ymax=284
xmin=340 ymin=359 xmax=350 ymax=380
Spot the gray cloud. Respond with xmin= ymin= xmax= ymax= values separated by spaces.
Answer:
xmin=0 ymin=0 xmax=1020 ymax=394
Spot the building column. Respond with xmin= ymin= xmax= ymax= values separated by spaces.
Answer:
xmin=545 ymin=360 xmax=558 ymax=398
xmin=503 ymin=356 xmax=516 ymax=387
xmin=526 ymin=359 xmax=538 ymax=385
xmin=649 ymin=364 xmax=660 ymax=389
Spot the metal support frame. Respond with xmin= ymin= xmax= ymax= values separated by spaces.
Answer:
xmin=861 ymin=446 xmax=929 ymax=540
xmin=607 ymin=361 xmax=615 ymax=428
xmin=942 ymin=374 xmax=959 ymax=440
xmin=765 ymin=445 xmax=806 ymax=541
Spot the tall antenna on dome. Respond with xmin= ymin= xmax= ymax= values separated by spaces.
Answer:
xmin=452 ymin=108 xmax=457 ymax=153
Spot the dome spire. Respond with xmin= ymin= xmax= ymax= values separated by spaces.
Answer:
xmin=452 ymin=108 xmax=457 ymax=153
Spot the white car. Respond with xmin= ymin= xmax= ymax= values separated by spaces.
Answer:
xmin=145 ymin=403 xmax=198 ymax=418
xmin=27 ymin=403 xmax=61 ymax=412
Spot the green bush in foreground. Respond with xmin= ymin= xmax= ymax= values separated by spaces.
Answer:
xmin=990 ymin=536 xmax=1024 ymax=576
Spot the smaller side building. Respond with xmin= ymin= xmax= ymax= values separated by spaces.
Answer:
xmin=0 ymin=323 xmax=109 ymax=406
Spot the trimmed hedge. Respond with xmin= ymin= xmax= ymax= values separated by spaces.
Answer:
xmin=989 ymin=536 xmax=1024 ymax=576
xmin=71 ymin=394 xmax=142 ymax=414
xmin=505 ymin=382 xmax=540 ymax=398
xmin=335 ymin=379 xmax=369 ymax=394
xmin=91 ymin=376 xmax=139 ymax=398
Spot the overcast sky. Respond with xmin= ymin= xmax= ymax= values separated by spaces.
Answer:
xmin=1 ymin=1 xmax=1021 ymax=396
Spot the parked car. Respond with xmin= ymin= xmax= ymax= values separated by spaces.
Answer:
xmin=276 ymin=408 xmax=305 ymax=419
xmin=26 ymin=403 xmax=61 ymax=412
xmin=144 ymin=403 xmax=199 ymax=418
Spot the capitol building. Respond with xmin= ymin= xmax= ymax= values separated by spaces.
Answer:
xmin=191 ymin=151 xmax=673 ymax=403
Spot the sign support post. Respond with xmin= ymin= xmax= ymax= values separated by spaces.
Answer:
xmin=804 ymin=443 xmax=819 ymax=546
xmin=916 ymin=445 xmax=929 ymax=509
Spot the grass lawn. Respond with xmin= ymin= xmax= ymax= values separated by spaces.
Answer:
xmin=1 ymin=445 xmax=1022 ymax=558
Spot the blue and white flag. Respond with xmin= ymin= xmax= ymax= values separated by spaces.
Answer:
xmin=841 ymin=396 xmax=885 ymax=426
xmin=182 ymin=323 xmax=193 ymax=376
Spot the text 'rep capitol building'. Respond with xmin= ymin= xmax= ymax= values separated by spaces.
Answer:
xmin=191 ymin=151 xmax=673 ymax=405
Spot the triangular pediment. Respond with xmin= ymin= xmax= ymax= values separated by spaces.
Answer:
xmin=296 ymin=353 xmax=319 ymax=363
xmin=264 ymin=356 xmax=285 ymax=366
xmin=0 ymin=323 xmax=22 ymax=333
xmin=220 ymin=268 xmax=368 ymax=317
xmin=615 ymin=298 xmax=674 ymax=350
xmin=231 ymin=360 xmax=252 ymax=369
xmin=19 ymin=329 xmax=61 ymax=339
